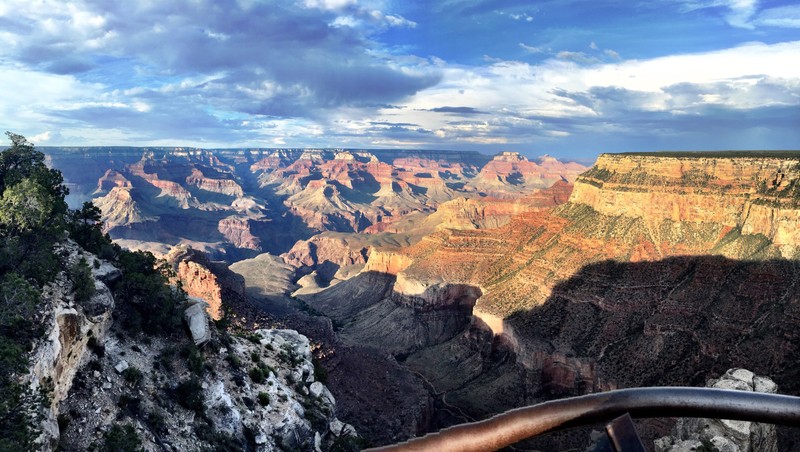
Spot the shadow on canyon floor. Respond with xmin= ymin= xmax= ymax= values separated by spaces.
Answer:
xmin=269 ymin=256 xmax=800 ymax=449
xmin=503 ymin=254 xmax=800 ymax=450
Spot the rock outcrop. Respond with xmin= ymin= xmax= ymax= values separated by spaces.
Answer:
xmin=284 ymin=234 xmax=370 ymax=282
xmin=184 ymin=299 xmax=211 ymax=345
xmin=58 ymin=321 xmax=358 ymax=451
xmin=24 ymin=241 xmax=354 ymax=452
xmin=26 ymin=242 xmax=118 ymax=450
xmin=574 ymin=154 xmax=800 ymax=257
xmin=217 ymin=216 xmax=262 ymax=250
xmin=185 ymin=167 xmax=244 ymax=197
xmin=475 ymin=152 xmax=585 ymax=196
xmin=167 ymin=246 xmax=246 ymax=320
xmin=655 ymin=369 xmax=778 ymax=452
xmin=94 ymin=169 xmax=132 ymax=194
xmin=229 ymin=253 xmax=299 ymax=301
xmin=92 ymin=187 xmax=155 ymax=231
xmin=364 ymin=249 xmax=414 ymax=275
xmin=396 ymin=153 xmax=800 ymax=321
xmin=331 ymin=152 xmax=800 ymax=448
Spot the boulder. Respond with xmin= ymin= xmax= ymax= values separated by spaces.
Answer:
xmin=654 ymin=368 xmax=778 ymax=452
xmin=184 ymin=300 xmax=211 ymax=345
xmin=114 ymin=360 xmax=129 ymax=374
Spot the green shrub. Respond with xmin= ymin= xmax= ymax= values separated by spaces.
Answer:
xmin=226 ymin=353 xmax=241 ymax=369
xmin=312 ymin=357 xmax=328 ymax=384
xmin=146 ymin=411 xmax=167 ymax=435
xmin=70 ymin=257 xmax=96 ymax=304
xmin=117 ymin=393 xmax=141 ymax=416
xmin=114 ymin=250 xmax=186 ymax=336
xmin=175 ymin=377 xmax=204 ymax=413
xmin=249 ymin=366 xmax=267 ymax=384
xmin=122 ymin=367 xmax=143 ymax=387
xmin=182 ymin=343 xmax=204 ymax=376
xmin=100 ymin=423 xmax=142 ymax=452
xmin=257 ymin=392 xmax=270 ymax=406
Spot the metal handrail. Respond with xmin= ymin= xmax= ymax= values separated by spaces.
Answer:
xmin=368 ymin=387 xmax=800 ymax=452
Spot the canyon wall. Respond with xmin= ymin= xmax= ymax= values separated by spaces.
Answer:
xmin=573 ymin=154 xmax=800 ymax=256
xmin=376 ymin=152 xmax=800 ymax=430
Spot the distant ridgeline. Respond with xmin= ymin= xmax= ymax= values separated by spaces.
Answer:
xmin=618 ymin=150 xmax=800 ymax=158
xmin=41 ymin=147 xmax=490 ymax=207
xmin=40 ymin=146 xmax=585 ymax=260
xmin=41 ymin=146 xmax=493 ymax=169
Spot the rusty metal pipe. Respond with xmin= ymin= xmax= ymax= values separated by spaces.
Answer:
xmin=367 ymin=387 xmax=800 ymax=452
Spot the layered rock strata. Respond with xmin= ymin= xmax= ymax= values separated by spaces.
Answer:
xmin=166 ymin=246 xmax=246 ymax=320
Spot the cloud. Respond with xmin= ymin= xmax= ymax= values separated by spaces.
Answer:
xmin=384 ymin=40 xmax=800 ymax=151
xmin=753 ymin=5 xmax=800 ymax=28
xmin=428 ymin=106 xmax=485 ymax=114
xmin=303 ymin=0 xmax=357 ymax=11
xmin=556 ymin=51 xmax=599 ymax=64
xmin=330 ymin=9 xmax=417 ymax=29
xmin=722 ymin=0 xmax=757 ymax=29
xmin=672 ymin=0 xmax=757 ymax=29
xmin=509 ymin=12 xmax=534 ymax=22
xmin=30 ymin=131 xmax=52 ymax=143
xmin=381 ymin=13 xmax=417 ymax=28
xmin=519 ymin=43 xmax=545 ymax=54
xmin=1 ymin=0 xmax=799 ymax=154
xmin=0 ymin=0 xmax=437 ymax=123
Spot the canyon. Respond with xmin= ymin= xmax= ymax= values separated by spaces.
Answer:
xmin=45 ymin=147 xmax=583 ymax=260
xmin=43 ymin=148 xmax=800 ymax=449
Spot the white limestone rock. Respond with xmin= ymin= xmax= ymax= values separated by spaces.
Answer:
xmin=183 ymin=299 xmax=211 ymax=345
xmin=654 ymin=368 xmax=779 ymax=452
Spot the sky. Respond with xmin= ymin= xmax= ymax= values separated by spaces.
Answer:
xmin=1 ymin=0 xmax=799 ymax=162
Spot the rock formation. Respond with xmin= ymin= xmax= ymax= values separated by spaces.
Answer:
xmin=26 ymin=242 xmax=119 ymax=450
xmin=284 ymin=234 xmax=369 ymax=281
xmin=185 ymin=167 xmax=244 ymax=197
xmin=655 ymin=369 xmax=778 ymax=452
xmin=92 ymin=186 xmax=155 ymax=232
xmin=94 ymin=169 xmax=132 ymax=194
xmin=19 ymin=240 xmax=356 ymax=451
xmin=217 ymin=216 xmax=262 ymax=250
xmin=166 ymin=246 xmax=246 ymax=320
xmin=475 ymin=152 xmax=585 ymax=196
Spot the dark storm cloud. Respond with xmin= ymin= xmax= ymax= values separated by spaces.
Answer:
xmin=46 ymin=58 xmax=95 ymax=75
xmin=48 ymin=98 xmax=256 ymax=144
xmin=368 ymin=121 xmax=420 ymax=127
xmin=4 ymin=0 xmax=439 ymax=120
xmin=428 ymin=106 xmax=485 ymax=114
xmin=554 ymin=78 xmax=797 ymax=117
xmin=534 ymin=80 xmax=800 ymax=141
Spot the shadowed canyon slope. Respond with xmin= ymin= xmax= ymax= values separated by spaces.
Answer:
xmin=397 ymin=153 xmax=800 ymax=317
